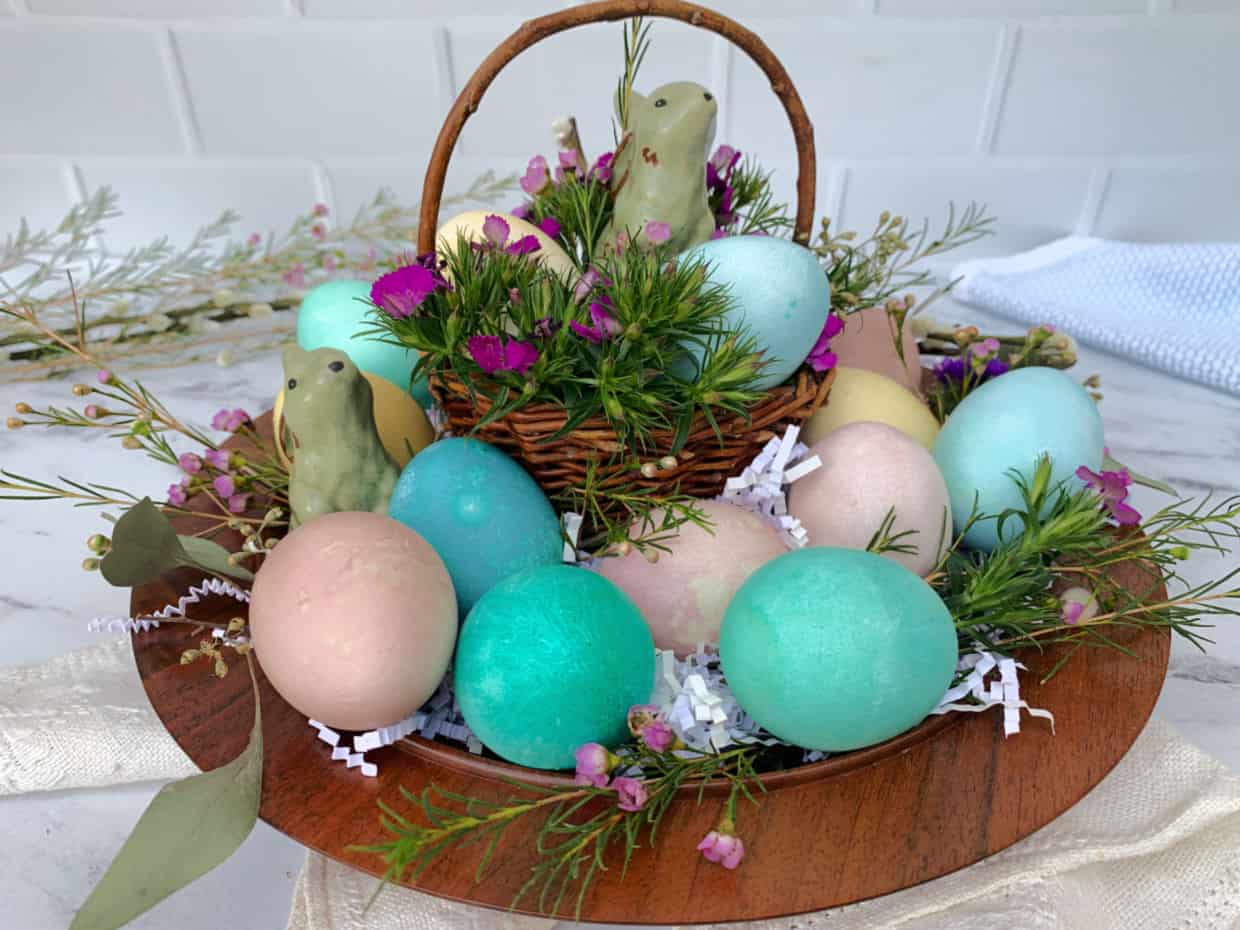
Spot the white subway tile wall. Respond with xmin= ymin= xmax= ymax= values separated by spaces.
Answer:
xmin=1 ymin=0 xmax=1237 ymax=255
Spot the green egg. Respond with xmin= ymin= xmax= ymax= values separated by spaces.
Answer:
xmin=296 ymin=279 xmax=432 ymax=407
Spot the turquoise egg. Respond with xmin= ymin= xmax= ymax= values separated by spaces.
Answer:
xmin=720 ymin=547 xmax=957 ymax=752
xmin=679 ymin=236 xmax=830 ymax=390
xmin=455 ymin=565 xmax=655 ymax=769
xmin=296 ymin=279 xmax=432 ymax=407
xmin=388 ymin=438 xmax=563 ymax=616
xmin=933 ymin=368 xmax=1104 ymax=552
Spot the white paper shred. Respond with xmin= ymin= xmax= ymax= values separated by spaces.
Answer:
xmin=88 ymin=576 xmax=251 ymax=634
xmin=718 ymin=425 xmax=821 ymax=549
xmin=931 ymin=648 xmax=1055 ymax=736
xmin=562 ymin=511 xmax=584 ymax=563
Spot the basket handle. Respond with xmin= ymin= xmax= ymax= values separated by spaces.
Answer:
xmin=416 ymin=0 xmax=817 ymax=253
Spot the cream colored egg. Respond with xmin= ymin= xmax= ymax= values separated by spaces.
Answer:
xmin=248 ymin=511 xmax=457 ymax=731
xmin=831 ymin=307 xmax=923 ymax=395
xmin=273 ymin=371 xmax=434 ymax=470
xmin=789 ymin=422 xmax=952 ymax=577
xmin=596 ymin=499 xmax=786 ymax=656
xmin=804 ymin=367 xmax=940 ymax=449
xmin=436 ymin=210 xmax=577 ymax=281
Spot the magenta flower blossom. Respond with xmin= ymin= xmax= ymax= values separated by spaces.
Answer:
xmin=506 ymin=234 xmax=541 ymax=256
xmin=556 ymin=149 xmax=583 ymax=182
xmin=590 ymin=151 xmax=614 ymax=184
xmin=166 ymin=482 xmax=187 ymax=507
xmin=178 ymin=452 xmax=203 ymax=475
xmin=371 ymin=262 xmax=443 ymax=319
xmin=708 ymin=144 xmax=741 ymax=183
xmin=520 ymin=155 xmax=551 ymax=195
xmin=482 ymin=214 xmax=510 ymax=248
xmin=639 ymin=720 xmax=676 ymax=753
xmin=711 ymin=228 xmax=730 ymax=240
xmin=698 ymin=829 xmax=745 ymax=869
xmin=573 ymin=742 xmax=618 ymax=787
xmin=211 ymin=408 xmax=250 ymax=432
xmin=205 ymin=448 xmax=231 ymax=470
xmin=537 ymin=216 xmax=562 ymax=239
xmin=570 ymin=302 xmax=621 ymax=344
xmin=83 ymin=404 xmax=101 ymax=419
xmin=467 ymin=335 xmax=539 ymax=375
xmin=283 ymin=263 xmax=306 ymax=289
xmin=511 ymin=202 xmax=532 ymax=220
xmin=532 ymin=317 xmax=559 ymax=339
xmin=806 ymin=313 xmax=844 ymax=373
xmin=1076 ymin=465 xmax=1142 ymax=526
xmin=212 ymin=474 xmax=236 ymax=498
xmin=644 ymin=221 xmax=672 ymax=245
xmin=612 ymin=777 xmax=648 ymax=812
xmin=934 ymin=353 xmax=1009 ymax=383
xmin=972 ymin=337 xmax=1001 ymax=359
xmin=227 ymin=493 xmax=250 ymax=514
xmin=573 ymin=267 xmax=606 ymax=302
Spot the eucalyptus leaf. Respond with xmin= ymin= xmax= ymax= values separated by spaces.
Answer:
xmin=1102 ymin=452 xmax=1179 ymax=497
xmin=177 ymin=535 xmax=254 ymax=583
xmin=69 ymin=667 xmax=263 ymax=930
xmin=98 ymin=498 xmax=182 ymax=587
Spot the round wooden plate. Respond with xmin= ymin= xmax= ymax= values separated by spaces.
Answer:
xmin=131 ymin=556 xmax=1169 ymax=925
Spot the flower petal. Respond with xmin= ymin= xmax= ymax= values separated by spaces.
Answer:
xmin=481 ymin=214 xmax=510 ymax=249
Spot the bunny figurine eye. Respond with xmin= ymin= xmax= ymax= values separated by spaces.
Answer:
xmin=288 ymin=378 xmax=298 ymax=390
xmin=654 ymin=98 xmax=667 ymax=108
xmin=328 ymin=360 xmax=344 ymax=373
xmin=703 ymin=91 xmax=713 ymax=101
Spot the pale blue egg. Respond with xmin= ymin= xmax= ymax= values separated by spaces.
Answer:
xmin=455 ymin=565 xmax=654 ymax=770
xmin=296 ymin=279 xmax=432 ymax=407
xmin=720 ymin=547 xmax=957 ymax=752
xmin=933 ymin=368 xmax=1104 ymax=552
xmin=679 ymin=236 xmax=830 ymax=390
xmin=388 ymin=438 xmax=563 ymax=616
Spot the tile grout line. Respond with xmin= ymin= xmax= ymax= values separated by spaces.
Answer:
xmin=158 ymin=28 xmax=204 ymax=157
xmin=1148 ymin=0 xmax=1175 ymax=13
xmin=1075 ymin=164 xmax=1112 ymax=237
xmin=975 ymin=23 xmax=1019 ymax=156
xmin=825 ymin=164 xmax=848 ymax=229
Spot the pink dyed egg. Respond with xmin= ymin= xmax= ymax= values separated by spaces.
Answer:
xmin=597 ymin=499 xmax=786 ymax=655
xmin=788 ymin=422 xmax=952 ymax=577
xmin=249 ymin=511 xmax=457 ymax=731
xmin=831 ymin=307 xmax=923 ymax=394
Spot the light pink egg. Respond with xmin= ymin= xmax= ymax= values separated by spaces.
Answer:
xmin=831 ymin=307 xmax=923 ymax=394
xmin=788 ymin=422 xmax=952 ymax=577
xmin=597 ymin=499 xmax=786 ymax=655
xmin=249 ymin=511 xmax=457 ymax=731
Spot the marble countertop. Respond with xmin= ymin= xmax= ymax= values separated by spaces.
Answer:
xmin=1 ymin=300 xmax=1238 ymax=930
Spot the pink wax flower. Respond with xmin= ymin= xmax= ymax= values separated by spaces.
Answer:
xmin=283 ymin=263 xmax=306 ymax=289
xmin=806 ymin=313 xmax=844 ymax=373
xmin=612 ymin=777 xmax=648 ymax=813
xmin=371 ymin=263 xmax=443 ymax=319
xmin=1076 ymin=465 xmax=1142 ymax=526
xmin=227 ymin=493 xmax=250 ymax=514
xmin=1059 ymin=586 xmax=1098 ymax=625
xmin=1061 ymin=600 xmax=1085 ymax=625
xmin=639 ymin=720 xmax=676 ymax=753
xmin=96 ymin=368 xmax=113 ymax=385
xmin=482 ymin=214 xmax=510 ymax=249
xmin=697 ymin=828 xmax=745 ymax=869
xmin=570 ymin=302 xmax=621 ymax=344
xmin=556 ymin=149 xmax=583 ymax=181
xmin=83 ymin=404 xmax=100 ymax=419
xmin=212 ymin=474 xmax=236 ymax=498
xmin=590 ymin=151 xmax=614 ymax=184
xmin=626 ymin=704 xmax=660 ymax=738
xmin=311 ymin=223 xmax=327 ymax=241
xmin=205 ymin=448 xmax=231 ymax=471
xmin=520 ymin=155 xmax=551 ymax=195
xmin=644 ymin=221 xmax=672 ymax=245
xmin=246 ymin=233 xmax=261 ymax=248
xmin=537 ymin=216 xmax=562 ymax=239
xmin=574 ymin=742 xmax=619 ymax=787
xmin=178 ymin=452 xmax=203 ymax=475
xmin=166 ymin=482 xmax=187 ymax=507
xmin=211 ymin=408 xmax=251 ymax=432
xmin=466 ymin=335 xmax=539 ymax=375
xmin=312 ymin=202 xmax=329 ymax=217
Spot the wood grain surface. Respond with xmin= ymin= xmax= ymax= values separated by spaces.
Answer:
xmin=131 ymin=559 xmax=1169 ymax=925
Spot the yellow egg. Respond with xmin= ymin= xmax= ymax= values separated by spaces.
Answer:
xmin=436 ymin=210 xmax=577 ymax=281
xmin=273 ymin=371 xmax=434 ymax=470
xmin=804 ymin=367 xmax=940 ymax=449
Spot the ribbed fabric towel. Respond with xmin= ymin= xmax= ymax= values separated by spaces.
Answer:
xmin=953 ymin=237 xmax=1240 ymax=396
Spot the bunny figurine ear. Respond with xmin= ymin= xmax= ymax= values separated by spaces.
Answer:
xmin=615 ymin=86 xmax=647 ymax=124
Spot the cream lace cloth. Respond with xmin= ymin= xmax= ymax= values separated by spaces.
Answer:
xmin=4 ymin=638 xmax=1240 ymax=930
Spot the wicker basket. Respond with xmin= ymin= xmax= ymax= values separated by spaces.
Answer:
xmin=416 ymin=0 xmax=829 ymax=503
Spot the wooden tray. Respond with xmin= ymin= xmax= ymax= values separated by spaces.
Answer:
xmin=131 ymin=559 xmax=1169 ymax=925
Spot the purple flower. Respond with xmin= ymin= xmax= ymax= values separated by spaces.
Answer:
xmin=532 ymin=317 xmax=560 ymax=339
xmin=612 ymin=777 xmax=648 ymax=812
xmin=371 ymin=262 xmax=443 ymax=319
xmin=934 ymin=350 xmax=1009 ymax=384
xmin=505 ymin=234 xmax=541 ymax=256
xmin=556 ymin=149 xmax=583 ymax=182
xmin=227 ymin=493 xmax=250 ymax=514
xmin=590 ymin=152 xmax=614 ymax=184
xmin=806 ymin=313 xmax=844 ymax=373
xmin=178 ymin=452 xmax=203 ymax=475
xmin=711 ymin=228 xmax=730 ymax=240
xmin=537 ymin=216 xmax=562 ymax=239
xmin=211 ymin=408 xmax=250 ymax=432
xmin=644 ymin=221 xmax=672 ymax=245
xmin=96 ymin=368 xmax=113 ymax=385
xmin=166 ymin=482 xmax=187 ymax=507
xmin=519 ymin=155 xmax=551 ymax=196
xmin=204 ymin=448 xmax=231 ymax=471
xmin=482 ymin=214 xmax=510 ymax=249
xmin=573 ymin=267 xmax=605 ymax=303
xmin=574 ymin=742 xmax=618 ymax=786
xmin=697 ymin=829 xmax=745 ymax=869
xmin=708 ymin=145 xmax=741 ymax=185
xmin=639 ymin=720 xmax=676 ymax=753
xmin=1077 ymin=465 xmax=1142 ymax=526
xmin=511 ymin=201 xmax=532 ymax=220
xmin=213 ymin=474 xmax=236 ymax=498
xmin=466 ymin=335 xmax=539 ymax=375
xmin=570 ymin=302 xmax=621 ymax=344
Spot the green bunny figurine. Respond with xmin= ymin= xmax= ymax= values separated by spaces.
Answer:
xmin=601 ymin=80 xmax=718 ymax=254
xmin=281 ymin=346 xmax=400 ymax=527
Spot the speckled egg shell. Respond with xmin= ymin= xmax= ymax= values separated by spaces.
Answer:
xmin=803 ymin=367 xmax=940 ymax=449
xmin=387 ymin=438 xmax=563 ymax=617
xmin=596 ymin=499 xmax=786 ymax=655
xmin=788 ymin=422 xmax=951 ymax=576
xmin=680 ymin=236 xmax=830 ymax=390
xmin=830 ymin=307 xmax=923 ymax=394
xmin=273 ymin=371 xmax=434 ymax=470
xmin=934 ymin=367 xmax=1104 ymax=552
xmin=296 ymin=279 xmax=431 ymax=407
xmin=720 ymin=547 xmax=957 ymax=752
xmin=454 ymin=565 xmax=655 ymax=770
xmin=248 ymin=511 xmax=457 ymax=732
xmin=436 ymin=210 xmax=577 ymax=281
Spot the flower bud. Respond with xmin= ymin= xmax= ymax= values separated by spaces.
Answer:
xmin=658 ymin=455 xmax=678 ymax=470
xmin=1169 ymin=545 xmax=1191 ymax=560
xmin=953 ymin=326 xmax=979 ymax=346
xmin=87 ymin=533 xmax=110 ymax=554
xmin=72 ymin=383 xmax=92 ymax=396
xmin=614 ymin=540 xmax=633 ymax=557
xmin=641 ymin=548 xmax=659 ymax=564
xmin=81 ymin=557 xmax=100 ymax=571
xmin=14 ymin=402 xmax=32 ymax=414
xmin=121 ymin=436 xmax=143 ymax=450
xmin=6 ymin=417 xmax=24 ymax=430
xmin=640 ymin=462 xmax=658 ymax=479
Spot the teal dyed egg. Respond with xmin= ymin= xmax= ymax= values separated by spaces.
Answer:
xmin=719 ymin=547 xmax=957 ymax=752
xmin=933 ymin=367 xmax=1104 ymax=552
xmin=388 ymin=438 xmax=562 ymax=615
xmin=296 ymin=279 xmax=432 ymax=407
xmin=455 ymin=565 xmax=655 ymax=770
xmin=680 ymin=236 xmax=829 ymax=390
